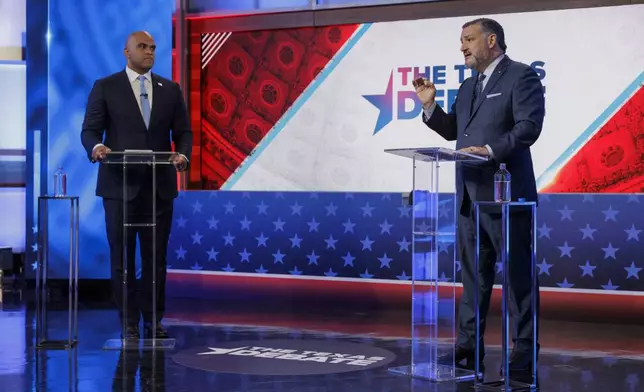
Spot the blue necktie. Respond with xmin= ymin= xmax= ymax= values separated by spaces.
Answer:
xmin=139 ymin=75 xmax=151 ymax=129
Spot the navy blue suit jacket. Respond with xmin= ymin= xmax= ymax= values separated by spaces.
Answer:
xmin=81 ymin=70 xmax=192 ymax=201
xmin=423 ymin=56 xmax=545 ymax=212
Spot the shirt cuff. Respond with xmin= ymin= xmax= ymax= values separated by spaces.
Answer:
xmin=92 ymin=143 xmax=104 ymax=152
xmin=178 ymin=153 xmax=189 ymax=163
xmin=484 ymin=144 xmax=494 ymax=158
xmin=422 ymin=102 xmax=437 ymax=120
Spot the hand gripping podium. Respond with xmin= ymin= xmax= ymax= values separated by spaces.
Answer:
xmin=385 ymin=147 xmax=487 ymax=382
xmin=100 ymin=150 xmax=179 ymax=351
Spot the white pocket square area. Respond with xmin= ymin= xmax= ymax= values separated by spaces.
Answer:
xmin=486 ymin=92 xmax=502 ymax=98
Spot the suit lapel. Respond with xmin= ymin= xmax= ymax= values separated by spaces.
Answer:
xmin=462 ymin=77 xmax=476 ymax=121
xmin=466 ymin=56 xmax=511 ymax=128
xmin=149 ymin=73 xmax=166 ymax=132
xmin=118 ymin=70 xmax=148 ymax=131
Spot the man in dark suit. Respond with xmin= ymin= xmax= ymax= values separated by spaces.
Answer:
xmin=81 ymin=31 xmax=192 ymax=339
xmin=414 ymin=18 xmax=544 ymax=372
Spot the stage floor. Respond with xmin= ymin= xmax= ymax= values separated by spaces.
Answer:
xmin=0 ymin=293 xmax=643 ymax=392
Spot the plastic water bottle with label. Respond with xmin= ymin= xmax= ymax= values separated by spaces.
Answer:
xmin=54 ymin=166 xmax=67 ymax=197
xmin=494 ymin=163 xmax=511 ymax=202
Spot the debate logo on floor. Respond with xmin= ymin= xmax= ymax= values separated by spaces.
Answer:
xmin=172 ymin=339 xmax=397 ymax=375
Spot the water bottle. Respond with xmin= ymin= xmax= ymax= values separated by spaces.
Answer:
xmin=54 ymin=166 xmax=67 ymax=197
xmin=494 ymin=163 xmax=511 ymax=202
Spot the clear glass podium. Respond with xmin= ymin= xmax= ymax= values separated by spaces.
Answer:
xmin=100 ymin=150 xmax=180 ymax=351
xmin=385 ymin=147 xmax=487 ymax=382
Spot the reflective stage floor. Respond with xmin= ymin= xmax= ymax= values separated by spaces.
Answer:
xmin=1 ymin=293 xmax=643 ymax=392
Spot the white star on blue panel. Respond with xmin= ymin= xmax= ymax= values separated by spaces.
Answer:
xmin=325 ymin=235 xmax=338 ymax=249
xmin=628 ymin=195 xmax=640 ymax=203
xmin=557 ymin=242 xmax=574 ymax=258
xmin=307 ymin=251 xmax=319 ymax=265
xmin=223 ymin=201 xmax=235 ymax=214
xmin=537 ymin=258 xmax=552 ymax=275
xmin=272 ymin=250 xmax=285 ymax=264
xmin=274 ymin=192 xmax=284 ymax=199
xmin=582 ymin=195 xmax=594 ymax=203
xmin=324 ymin=268 xmax=337 ymax=277
xmin=579 ymin=224 xmax=596 ymax=240
xmin=241 ymin=192 xmax=251 ymax=199
xmin=396 ymin=270 xmax=411 ymax=280
xmin=255 ymin=233 xmax=269 ymax=247
xmin=191 ymin=231 xmax=203 ymax=244
xmin=345 ymin=193 xmax=354 ymax=199
xmin=325 ymin=203 xmax=338 ymax=216
xmin=255 ymin=265 xmax=268 ymax=274
xmin=290 ymin=234 xmax=303 ymax=248
xmin=579 ymin=260 xmax=596 ymax=277
xmin=342 ymin=252 xmax=355 ymax=267
xmin=239 ymin=248 xmax=252 ymax=263
xmin=361 ymin=202 xmax=375 ymax=217
xmin=601 ymin=279 xmax=619 ymax=290
xmin=222 ymin=264 xmax=235 ymax=272
xmin=207 ymin=217 xmax=218 ymax=229
xmin=307 ymin=218 xmax=320 ymax=232
xmin=397 ymin=237 xmax=411 ymax=252
xmin=273 ymin=217 xmax=286 ymax=231
xmin=206 ymin=248 xmax=218 ymax=262
xmin=398 ymin=206 xmax=411 ymax=217
xmin=223 ymin=233 xmax=235 ymax=246
xmin=601 ymin=243 xmax=619 ymax=260
xmin=625 ymin=262 xmax=642 ymax=279
xmin=537 ymin=223 xmax=552 ymax=239
xmin=342 ymin=219 xmax=356 ymax=234
xmin=625 ymin=224 xmax=641 ymax=241
xmin=256 ymin=201 xmax=269 ymax=215
xmin=309 ymin=192 xmax=319 ymax=199
xmin=191 ymin=262 xmax=203 ymax=270
xmin=379 ymin=220 xmax=393 ymax=234
xmin=557 ymin=205 xmax=574 ymax=221
xmin=32 ymin=243 xmax=38 ymax=252
xmin=360 ymin=269 xmax=374 ymax=279
xmin=360 ymin=236 xmax=374 ymax=251
xmin=192 ymin=200 xmax=202 ymax=214
xmin=289 ymin=266 xmax=303 ymax=275
xmin=32 ymin=225 xmax=38 ymax=234
xmin=378 ymin=253 xmax=392 ymax=268
xmin=31 ymin=261 xmax=38 ymax=271
xmin=290 ymin=202 xmax=303 ymax=216
xmin=557 ymin=278 xmax=574 ymax=288
xmin=175 ymin=246 xmax=187 ymax=260
xmin=240 ymin=216 xmax=252 ymax=231
xmin=602 ymin=205 xmax=619 ymax=222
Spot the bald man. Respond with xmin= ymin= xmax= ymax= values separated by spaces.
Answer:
xmin=81 ymin=31 xmax=192 ymax=340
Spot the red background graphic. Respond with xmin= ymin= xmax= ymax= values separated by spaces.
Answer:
xmin=196 ymin=25 xmax=360 ymax=190
xmin=541 ymin=87 xmax=644 ymax=193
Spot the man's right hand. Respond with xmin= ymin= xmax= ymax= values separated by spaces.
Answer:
xmin=92 ymin=145 xmax=111 ymax=162
xmin=413 ymin=77 xmax=436 ymax=109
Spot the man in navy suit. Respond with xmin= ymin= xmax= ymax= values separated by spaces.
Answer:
xmin=81 ymin=31 xmax=192 ymax=340
xmin=415 ymin=18 xmax=544 ymax=372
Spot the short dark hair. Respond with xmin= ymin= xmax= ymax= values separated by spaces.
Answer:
xmin=463 ymin=18 xmax=507 ymax=52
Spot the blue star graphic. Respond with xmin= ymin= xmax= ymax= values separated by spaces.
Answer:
xmin=273 ymin=217 xmax=286 ymax=232
xmin=360 ymin=236 xmax=375 ymax=251
xmin=557 ymin=205 xmax=574 ymax=221
xmin=191 ymin=231 xmax=203 ymax=244
xmin=345 ymin=193 xmax=354 ymax=199
xmin=325 ymin=235 xmax=338 ymax=249
xmin=602 ymin=205 xmax=619 ymax=222
xmin=362 ymin=71 xmax=393 ymax=134
xmin=192 ymin=200 xmax=203 ymax=214
xmin=582 ymin=195 xmax=594 ymax=203
xmin=307 ymin=251 xmax=320 ymax=265
xmin=242 ymin=192 xmax=251 ymax=199
xmin=272 ymin=250 xmax=285 ymax=264
xmin=398 ymin=206 xmax=412 ymax=217
xmin=557 ymin=278 xmax=574 ymax=288
xmin=342 ymin=252 xmax=355 ymax=267
xmin=223 ymin=233 xmax=235 ymax=246
xmin=438 ymin=241 xmax=451 ymax=254
xmin=175 ymin=246 xmax=187 ymax=260
xmin=324 ymin=268 xmax=337 ymax=277
xmin=378 ymin=253 xmax=392 ymax=268
xmin=438 ymin=272 xmax=450 ymax=282
xmin=274 ymin=192 xmax=284 ymax=199
xmin=176 ymin=216 xmax=187 ymax=228
xmin=309 ymin=192 xmax=319 ymax=199
xmin=397 ymin=237 xmax=411 ymax=252
xmin=537 ymin=223 xmax=552 ymax=239
xmin=579 ymin=260 xmax=596 ymax=277
xmin=343 ymin=219 xmax=356 ymax=234
xmin=360 ymin=269 xmax=374 ymax=279
xmin=628 ymin=195 xmax=640 ymax=203
xmin=537 ymin=258 xmax=552 ymax=275
xmin=379 ymin=220 xmax=393 ymax=234
xmin=396 ymin=270 xmax=411 ymax=280
xmin=290 ymin=202 xmax=303 ymax=216
xmin=223 ymin=201 xmax=235 ymax=214
xmin=361 ymin=202 xmax=375 ymax=217
xmin=307 ymin=218 xmax=320 ymax=232
xmin=207 ymin=217 xmax=219 ymax=229
xmin=625 ymin=224 xmax=641 ymax=241
xmin=557 ymin=242 xmax=574 ymax=258
xmin=206 ymin=248 xmax=218 ymax=262
xmin=290 ymin=234 xmax=303 ymax=248
xmin=439 ymin=202 xmax=452 ymax=219
xmin=325 ymin=203 xmax=338 ymax=216
xmin=601 ymin=242 xmax=619 ymax=260
xmin=191 ymin=262 xmax=203 ymax=270
xmin=625 ymin=262 xmax=642 ymax=279
xmin=579 ymin=224 xmax=596 ymax=240
xmin=255 ymin=233 xmax=269 ymax=247
xmin=240 ymin=216 xmax=252 ymax=231
xmin=495 ymin=261 xmax=503 ymax=274
xmin=289 ymin=266 xmax=303 ymax=275
xmin=601 ymin=279 xmax=619 ymax=290
xmin=32 ymin=225 xmax=38 ymax=234
xmin=32 ymin=243 xmax=38 ymax=252
xmin=239 ymin=248 xmax=252 ymax=263
xmin=31 ymin=261 xmax=38 ymax=271
xmin=255 ymin=265 xmax=268 ymax=274
xmin=222 ymin=263 xmax=235 ymax=272
xmin=256 ymin=201 xmax=269 ymax=215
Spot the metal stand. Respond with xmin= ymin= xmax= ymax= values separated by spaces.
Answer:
xmin=101 ymin=150 xmax=177 ymax=351
xmin=473 ymin=201 xmax=538 ymax=391
xmin=385 ymin=147 xmax=487 ymax=382
xmin=35 ymin=196 xmax=79 ymax=350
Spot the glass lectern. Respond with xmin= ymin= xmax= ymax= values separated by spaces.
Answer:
xmin=385 ymin=147 xmax=487 ymax=382
xmin=100 ymin=150 xmax=178 ymax=351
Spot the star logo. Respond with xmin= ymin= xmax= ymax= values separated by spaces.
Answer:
xmin=362 ymin=71 xmax=394 ymax=135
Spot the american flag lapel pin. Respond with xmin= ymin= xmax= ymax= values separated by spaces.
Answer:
xmin=158 ymin=82 xmax=163 ymax=86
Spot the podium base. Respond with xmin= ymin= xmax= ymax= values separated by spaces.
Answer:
xmin=102 ymin=338 xmax=176 ymax=351
xmin=475 ymin=379 xmax=536 ymax=391
xmin=388 ymin=363 xmax=478 ymax=382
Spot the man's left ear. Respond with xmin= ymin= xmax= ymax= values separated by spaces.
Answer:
xmin=488 ymin=34 xmax=497 ymax=49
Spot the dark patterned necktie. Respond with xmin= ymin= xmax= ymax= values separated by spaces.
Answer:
xmin=473 ymin=72 xmax=486 ymax=102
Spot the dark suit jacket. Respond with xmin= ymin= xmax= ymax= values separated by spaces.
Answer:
xmin=423 ymin=56 xmax=545 ymax=212
xmin=81 ymin=70 xmax=192 ymax=201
